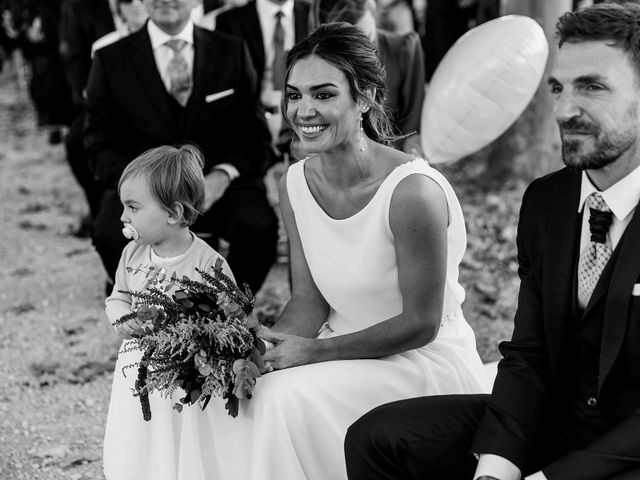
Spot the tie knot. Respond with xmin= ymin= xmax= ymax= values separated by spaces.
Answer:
xmin=166 ymin=39 xmax=187 ymax=53
xmin=586 ymin=192 xmax=612 ymax=244
xmin=275 ymin=10 xmax=284 ymax=20
xmin=586 ymin=191 xmax=610 ymax=212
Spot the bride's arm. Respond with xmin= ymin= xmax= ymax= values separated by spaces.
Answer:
xmin=262 ymin=174 xmax=448 ymax=368
xmin=268 ymin=172 xmax=330 ymax=338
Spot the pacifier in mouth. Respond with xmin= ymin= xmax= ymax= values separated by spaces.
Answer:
xmin=122 ymin=223 xmax=139 ymax=240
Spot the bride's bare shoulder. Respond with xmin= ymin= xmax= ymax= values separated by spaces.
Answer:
xmin=374 ymin=143 xmax=416 ymax=174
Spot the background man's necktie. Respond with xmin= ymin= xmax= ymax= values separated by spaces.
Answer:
xmin=272 ymin=11 xmax=285 ymax=90
xmin=577 ymin=192 xmax=614 ymax=308
xmin=165 ymin=39 xmax=192 ymax=107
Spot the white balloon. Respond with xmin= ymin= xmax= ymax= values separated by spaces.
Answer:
xmin=421 ymin=15 xmax=549 ymax=164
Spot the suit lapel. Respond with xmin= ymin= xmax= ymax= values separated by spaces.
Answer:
xmin=183 ymin=27 xmax=213 ymax=137
xmin=128 ymin=27 xmax=177 ymax=138
xmin=598 ymin=201 xmax=640 ymax=391
xmin=542 ymin=172 xmax=582 ymax=369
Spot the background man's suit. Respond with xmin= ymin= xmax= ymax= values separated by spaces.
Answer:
xmin=216 ymin=0 xmax=312 ymax=157
xmin=84 ymin=22 xmax=278 ymax=293
xmin=60 ymin=0 xmax=115 ymax=222
xmin=346 ymin=167 xmax=640 ymax=479
xmin=60 ymin=0 xmax=115 ymax=107
xmin=215 ymin=0 xmax=312 ymax=89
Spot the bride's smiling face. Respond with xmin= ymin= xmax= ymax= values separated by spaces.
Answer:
xmin=285 ymin=55 xmax=362 ymax=154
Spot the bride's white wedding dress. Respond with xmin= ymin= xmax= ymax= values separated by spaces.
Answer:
xmin=174 ymin=158 xmax=488 ymax=479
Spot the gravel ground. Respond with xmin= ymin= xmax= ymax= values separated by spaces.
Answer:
xmin=0 ymin=57 xmax=522 ymax=480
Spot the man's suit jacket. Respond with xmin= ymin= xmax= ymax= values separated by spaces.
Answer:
xmin=215 ymin=0 xmax=312 ymax=86
xmin=84 ymin=23 xmax=273 ymax=190
xmin=60 ymin=0 xmax=115 ymax=106
xmin=471 ymin=167 xmax=640 ymax=479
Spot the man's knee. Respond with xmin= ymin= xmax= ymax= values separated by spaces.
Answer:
xmin=346 ymin=405 xmax=393 ymax=456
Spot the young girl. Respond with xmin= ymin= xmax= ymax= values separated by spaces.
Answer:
xmin=103 ymin=144 xmax=233 ymax=480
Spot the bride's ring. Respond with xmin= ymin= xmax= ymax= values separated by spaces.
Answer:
xmin=264 ymin=361 xmax=274 ymax=372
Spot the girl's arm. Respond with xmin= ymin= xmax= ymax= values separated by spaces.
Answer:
xmin=262 ymin=173 xmax=448 ymax=369
xmin=105 ymin=246 xmax=140 ymax=339
xmin=268 ymin=172 xmax=330 ymax=338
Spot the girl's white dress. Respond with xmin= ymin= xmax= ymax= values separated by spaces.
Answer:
xmin=103 ymin=237 xmax=227 ymax=480
xmin=173 ymin=158 xmax=489 ymax=480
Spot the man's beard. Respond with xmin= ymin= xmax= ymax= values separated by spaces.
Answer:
xmin=559 ymin=109 xmax=638 ymax=171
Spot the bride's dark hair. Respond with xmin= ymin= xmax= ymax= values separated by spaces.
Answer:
xmin=281 ymin=22 xmax=398 ymax=149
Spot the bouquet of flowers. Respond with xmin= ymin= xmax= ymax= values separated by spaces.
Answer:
xmin=113 ymin=258 xmax=266 ymax=421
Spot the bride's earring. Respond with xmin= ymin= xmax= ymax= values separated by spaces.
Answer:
xmin=359 ymin=114 xmax=366 ymax=153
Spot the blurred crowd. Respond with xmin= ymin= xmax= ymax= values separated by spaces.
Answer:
xmin=0 ymin=0 xmax=602 ymax=294
xmin=0 ymin=0 xmax=500 ymax=226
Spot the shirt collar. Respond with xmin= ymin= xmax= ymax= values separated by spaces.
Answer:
xmin=147 ymin=19 xmax=195 ymax=51
xmin=578 ymin=162 xmax=640 ymax=221
xmin=256 ymin=0 xmax=294 ymax=20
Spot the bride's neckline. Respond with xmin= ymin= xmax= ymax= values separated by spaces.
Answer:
xmin=301 ymin=158 xmax=424 ymax=222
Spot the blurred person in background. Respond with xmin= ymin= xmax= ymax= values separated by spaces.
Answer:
xmin=215 ymin=0 xmax=313 ymax=161
xmin=84 ymin=0 xmax=278 ymax=296
xmin=422 ymin=0 xmax=499 ymax=82
xmin=2 ymin=0 xmax=74 ymax=143
xmin=59 ymin=0 xmax=117 ymax=236
xmin=376 ymin=0 xmax=416 ymax=35
xmin=317 ymin=0 xmax=425 ymax=157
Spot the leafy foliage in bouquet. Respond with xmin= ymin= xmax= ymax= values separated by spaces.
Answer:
xmin=113 ymin=258 xmax=266 ymax=421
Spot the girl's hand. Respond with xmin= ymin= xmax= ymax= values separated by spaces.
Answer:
xmin=259 ymin=327 xmax=317 ymax=370
xmin=114 ymin=318 xmax=144 ymax=340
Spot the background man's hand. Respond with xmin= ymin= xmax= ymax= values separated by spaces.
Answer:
xmin=203 ymin=169 xmax=231 ymax=211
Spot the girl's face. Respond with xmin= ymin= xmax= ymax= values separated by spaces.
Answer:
xmin=285 ymin=55 xmax=362 ymax=155
xmin=119 ymin=175 xmax=173 ymax=246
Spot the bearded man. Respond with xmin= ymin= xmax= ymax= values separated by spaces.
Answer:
xmin=344 ymin=3 xmax=640 ymax=480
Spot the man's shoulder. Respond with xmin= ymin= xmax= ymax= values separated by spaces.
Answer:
xmin=521 ymin=166 xmax=580 ymax=215
xmin=94 ymin=27 xmax=146 ymax=60
xmin=216 ymin=2 xmax=254 ymax=24
xmin=195 ymin=25 xmax=245 ymax=50
xmin=528 ymin=167 xmax=579 ymax=196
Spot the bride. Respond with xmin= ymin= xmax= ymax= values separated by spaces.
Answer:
xmin=179 ymin=22 xmax=488 ymax=480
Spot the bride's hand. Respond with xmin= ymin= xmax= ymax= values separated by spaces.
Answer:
xmin=259 ymin=328 xmax=316 ymax=370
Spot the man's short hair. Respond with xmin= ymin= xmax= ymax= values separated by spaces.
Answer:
xmin=556 ymin=2 xmax=640 ymax=75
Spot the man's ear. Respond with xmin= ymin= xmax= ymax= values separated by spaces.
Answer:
xmin=167 ymin=202 xmax=185 ymax=225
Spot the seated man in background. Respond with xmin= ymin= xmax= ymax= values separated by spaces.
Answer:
xmin=84 ymin=0 xmax=278 ymax=295
xmin=215 ymin=0 xmax=312 ymax=159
